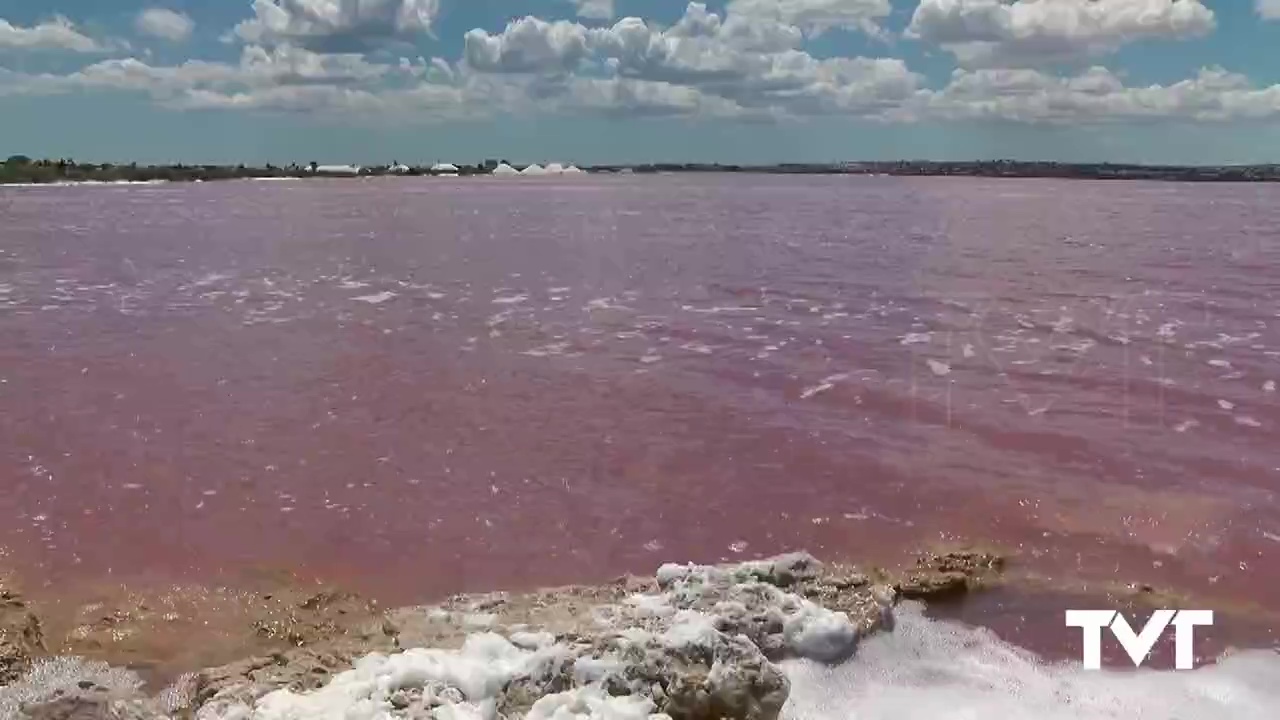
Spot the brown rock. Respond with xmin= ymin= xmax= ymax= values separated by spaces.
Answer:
xmin=2 ymin=587 xmax=46 ymax=685
xmin=894 ymin=550 xmax=1005 ymax=602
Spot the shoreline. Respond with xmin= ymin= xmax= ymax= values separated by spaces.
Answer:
xmin=3 ymin=546 xmax=1278 ymax=718
xmin=3 ymin=163 xmax=1280 ymax=186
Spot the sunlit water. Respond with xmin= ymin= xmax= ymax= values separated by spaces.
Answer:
xmin=2 ymin=175 xmax=1279 ymax=686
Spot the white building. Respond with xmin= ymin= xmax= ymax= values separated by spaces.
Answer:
xmin=431 ymin=162 xmax=459 ymax=176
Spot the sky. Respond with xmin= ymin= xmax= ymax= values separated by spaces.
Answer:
xmin=1 ymin=0 xmax=1279 ymax=166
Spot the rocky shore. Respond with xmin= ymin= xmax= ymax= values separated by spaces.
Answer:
xmin=0 ymin=550 xmax=1003 ymax=719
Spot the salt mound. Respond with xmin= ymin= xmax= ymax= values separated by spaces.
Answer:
xmin=520 ymin=164 xmax=547 ymax=176
xmin=782 ymin=602 xmax=1280 ymax=720
xmin=563 ymin=165 xmax=585 ymax=174
xmin=492 ymin=163 xmax=519 ymax=176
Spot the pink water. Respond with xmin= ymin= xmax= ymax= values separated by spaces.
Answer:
xmin=1 ymin=175 xmax=1278 ymax=629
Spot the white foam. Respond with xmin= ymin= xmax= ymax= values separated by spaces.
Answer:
xmin=800 ymin=382 xmax=835 ymax=399
xmin=781 ymin=603 xmax=1280 ymax=720
xmin=900 ymin=332 xmax=932 ymax=345
xmin=353 ymin=291 xmax=396 ymax=305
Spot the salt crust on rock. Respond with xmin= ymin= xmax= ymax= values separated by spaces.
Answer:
xmin=192 ymin=552 xmax=895 ymax=720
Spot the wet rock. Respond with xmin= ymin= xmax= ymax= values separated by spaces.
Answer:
xmin=894 ymin=549 xmax=1005 ymax=602
xmin=2 ymin=587 xmax=46 ymax=685
xmin=647 ymin=553 xmax=895 ymax=664
xmin=491 ymin=553 xmax=892 ymax=720
xmin=190 ymin=645 xmax=372 ymax=717
xmin=497 ymin=623 xmax=788 ymax=720
xmin=19 ymin=689 xmax=167 ymax=720
xmin=249 ymin=590 xmax=395 ymax=649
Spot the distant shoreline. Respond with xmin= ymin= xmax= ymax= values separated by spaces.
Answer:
xmin=4 ymin=158 xmax=1280 ymax=185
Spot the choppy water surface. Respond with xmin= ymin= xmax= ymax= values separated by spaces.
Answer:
xmin=2 ymin=175 xmax=1278 ymax=657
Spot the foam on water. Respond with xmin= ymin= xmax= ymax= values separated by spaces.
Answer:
xmin=781 ymin=603 xmax=1280 ymax=720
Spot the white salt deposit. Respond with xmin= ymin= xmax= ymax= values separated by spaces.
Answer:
xmin=0 ymin=657 xmax=147 ymax=718
xmin=781 ymin=603 xmax=1280 ymax=720
xmin=208 ymin=634 xmax=557 ymax=720
xmin=526 ymin=686 xmax=657 ymax=720
xmin=16 ymin=557 xmax=1280 ymax=720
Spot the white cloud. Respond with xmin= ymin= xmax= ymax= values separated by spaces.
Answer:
xmin=234 ymin=0 xmax=441 ymax=51
xmin=463 ymin=17 xmax=595 ymax=75
xmin=1259 ymin=0 xmax=1280 ymax=20
xmin=463 ymin=3 xmax=921 ymax=118
xmin=725 ymin=0 xmax=892 ymax=36
xmin=566 ymin=0 xmax=616 ymax=21
xmin=136 ymin=9 xmax=195 ymax=43
xmin=919 ymin=65 xmax=1280 ymax=123
xmin=0 ymin=43 xmax=471 ymax=118
xmin=0 ymin=16 xmax=103 ymax=52
xmin=907 ymin=0 xmax=1216 ymax=67
xmin=4 ymin=1 xmax=1279 ymax=128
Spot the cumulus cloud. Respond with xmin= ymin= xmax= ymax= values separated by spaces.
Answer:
xmin=463 ymin=3 xmax=921 ymax=118
xmin=4 ymin=0 xmax=1278 ymax=128
xmin=907 ymin=0 xmax=1216 ymax=67
xmin=463 ymin=17 xmax=596 ymax=75
xmin=725 ymin=0 xmax=892 ymax=37
xmin=0 ymin=43 xmax=470 ymax=117
xmin=136 ymin=9 xmax=195 ymax=43
xmin=0 ymin=16 xmax=104 ymax=52
xmin=566 ymin=0 xmax=616 ymax=21
xmin=1259 ymin=0 xmax=1280 ymax=20
xmin=234 ymin=0 xmax=441 ymax=51
xmin=920 ymin=65 xmax=1280 ymax=123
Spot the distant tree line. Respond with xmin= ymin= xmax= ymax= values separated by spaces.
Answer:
xmin=0 ymin=155 xmax=518 ymax=184
xmin=5 ymin=154 xmax=1278 ymax=184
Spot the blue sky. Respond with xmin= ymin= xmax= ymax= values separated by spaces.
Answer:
xmin=2 ymin=0 xmax=1279 ymax=165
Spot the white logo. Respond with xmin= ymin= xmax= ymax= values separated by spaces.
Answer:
xmin=1065 ymin=609 xmax=1214 ymax=670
